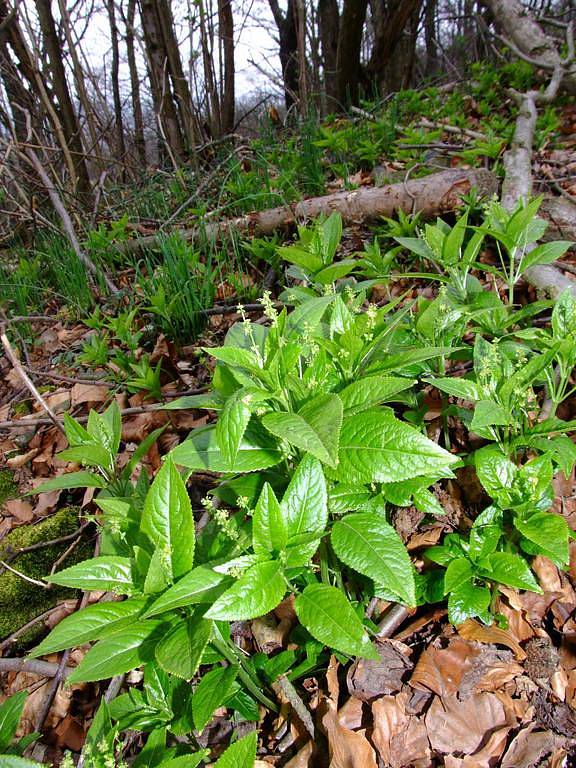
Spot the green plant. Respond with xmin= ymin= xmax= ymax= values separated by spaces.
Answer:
xmin=0 ymin=692 xmax=41 ymax=765
xmin=126 ymin=356 xmax=163 ymax=400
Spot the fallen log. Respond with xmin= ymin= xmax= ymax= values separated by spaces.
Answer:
xmin=118 ymin=168 xmax=498 ymax=254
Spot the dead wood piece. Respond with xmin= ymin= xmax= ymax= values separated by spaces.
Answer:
xmin=118 ymin=169 xmax=499 ymax=254
xmin=0 ymin=657 xmax=74 ymax=678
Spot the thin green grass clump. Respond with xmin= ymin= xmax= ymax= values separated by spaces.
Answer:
xmin=0 ymin=507 xmax=89 ymax=645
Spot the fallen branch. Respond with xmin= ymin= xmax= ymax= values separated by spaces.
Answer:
xmin=117 ymin=168 xmax=499 ymax=254
xmin=0 ymin=658 xmax=74 ymax=678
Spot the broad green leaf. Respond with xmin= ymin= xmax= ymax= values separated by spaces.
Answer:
xmin=0 ymin=758 xmax=43 ymax=767
xmin=367 ymin=346 xmax=456 ymax=374
xmin=328 ymin=485 xmax=372 ymax=515
xmin=192 ymin=664 xmax=238 ymax=732
xmin=515 ymin=513 xmax=570 ymax=567
xmin=58 ymin=444 xmax=112 ymax=469
xmin=141 ymin=457 xmax=194 ymax=581
xmin=394 ymin=236 xmax=434 ymax=261
xmin=443 ymin=558 xmax=474 ymax=594
xmin=470 ymin=400 xmax=511 ymax=435
xmin=315 ymin=259 xmax=356 ymax=284
xmin=252 ymin=483 xmax=287 ymax=555
xmin=263 ymin=394 xmax=342 ymax=468
xmin=204 ymin=346 xmax=262 ymax=371
xmin=158 ymin=755 xmax=208 ymax=768
xmin=216 ymin=391 xmax=253 ymax=467
xmin=331 ymin=513 xmax=416 ymax=606
xmin=0 ymin=692 xmax=27 ymax=752
xmin=213 ymin=731 xmax=257 ymax=768
xmin=474 ymin=446 xmax=516 ymax=500
xmin=428 ymin=377 xmax=483 ymax=402
xmin=278 ymin=245 xmax=323 ymax=272
xmin=155 ymin=615 xmax=213 ymax=680
xmin=469 ymin=506 xmax=503 ymax=562
xmin=205 ymin=561 xmax=286 ymax=621
xmin=339 ymin=376 xmax=416 ymax=416
xmin=143 ymin=566 xmax=228 ymax=618
xmin=338 ymin=412 xmax=457 ymax=484
xmin=63 ymin=413 xmax=92 ymax=445
xmin=170 ymin=426 xmax=282 ymax=473
xmin=448 ymin=582 xmax=491 ymax=625
xmin=478 ymin=552 xmax=541 ymax=592
xmin=68 ymin=621 xmax=164 ymax=683
xmin=30 ymin=598 xmax=147 ymax=657
xmin=282 ymin=455 xmax=327 ymax=565
xmin=320 ymin=211 xmax=343 ymax=263
xmin=47 ymin=556 xmax=134 ymax=592
xmin=295 ymin=584 xmax=378 ymax=659
xmin=520 ymin=241 xmax=572 ymax=273
xmin=102 ymin=400 xmax=122 ymax=456
xmin=287 ymin=294 xmax=335 ymax=335
xmin=552 ymin=289 xmax=576 ymax=339
xmin=30 ymin=471 xmax=106 ymax=494
xmin=132 ymin=728 xmax=169 ymax=768
xmin=158 ymin=393 xmax=223 ymax=410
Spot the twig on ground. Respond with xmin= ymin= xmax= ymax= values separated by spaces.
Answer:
xmin=23 ymin=367 xmax=108 ymax=385
xmin=0 ymin=658 xmax=74 ymax=678
xmin=1 ymin=330 xmax=65 ymax=434
xmin=0 ymin=560 xmax=51 ymax=588
xmin=0 ymin=605 xmax=65 ymax=652
xmin=376 ymin=604 xmax=411 ymax=638
xmin=34 ymin=648 xmax=72 ymax=730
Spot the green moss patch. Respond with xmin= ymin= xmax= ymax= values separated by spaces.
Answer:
xmin=0 ymin=469 xmax=17 ymax=509
xmin=0 ymin=507 xmax=91 ymax=647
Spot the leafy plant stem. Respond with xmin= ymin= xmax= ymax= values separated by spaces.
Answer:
xmin=212 ymin=637 xmax=279 ymax=712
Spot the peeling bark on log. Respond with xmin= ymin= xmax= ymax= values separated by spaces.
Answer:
xmin=119 ymin=168 xmax=498 ymax=253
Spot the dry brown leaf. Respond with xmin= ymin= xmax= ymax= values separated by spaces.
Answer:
xmin=372 ymin=692 xmax=431 ymax=768
xmin=42 ymin=390 xmax=70 ymax=413
xmin=283 ymin=741 xmax=314 ymax=768
xmin=425 ymin=693 xmax=511 ymax=755
xmin=6 ymin=448 xmax=40 ymax=469
xmin=321 ymin=657 xmax=378 ymax=768
xmin=347 ymin=639 xmax=412 ymax=701
xmin=252 ymin=615 xmax=285 ymax=654
xmin=444 ymin=727 xmax=509 ymax=768
xmin=410 ymin=638 xmax=479 ymax=697
xmin=457 ymin=619 xmax=526 ymax=660
xmin=70 ymin=382 xmax=109 ymax=406
xmin=3 ymin=498 xmax=34 ymax=522
xmin=337 ymin=698 xmax=364 ymax=731
xmin=501 ymin=725 xmax=562 ymax=767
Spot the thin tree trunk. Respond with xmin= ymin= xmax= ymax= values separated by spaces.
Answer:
xmin=335 ymin=0 xmax=369 ymax=107
xmin=218 ymin=0 xmax=234 ymax=134
xmin=106 ymin=0 xmax=126 ymax=169
xmin=34 ymin=0 xmax=93 ymax=204
xmin=268 ymin=0 xmax=299 ymax=110
xmin=318 ymin=0 xmax=339 ymax=109
xmin=424 ymin=0 xmax=438 ymax=76
xmin=124 ymin=0 xmax=147 ymax=166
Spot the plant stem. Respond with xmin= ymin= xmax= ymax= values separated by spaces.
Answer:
xmin=212 ymin=637 xmax=278 ymax=712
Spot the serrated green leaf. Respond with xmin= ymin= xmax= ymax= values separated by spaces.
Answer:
xmin=213 ymin=731 xmax=257 ymax=768
xmin=170 ymin=426 xmax=282 ymax=473
xmin=339 ymin=376 xmax=416 ymax=416
xmin=47 ymin=556 xmax=134 ymax=592
xmin=29 ymin=598 xmax=147 ymax=657
xmin=157 ymin=754 xmax=209 ymax=768
xmin=205 ymin=561 xmax=286 ymax=621
xmin=331 ymin=513 xmax=416 ymax=606
xmin=155 ymin=615 xmax=213 ymax=680
xmin=58 ymin=444 xmax=112 ymax=469
xmin=0 ymin=692 xmax=27 ymax=752
xmin=143 ymin=566 xmax=228 ymax=618
xmin=470 ymin=400 xmax=511 ymax=435
xmin=192 ymin=664 xmax=238 ymax=732
xmin=67 ymin=621 xmax=164 ymax=683
xmin=204 ymin=346 xmax=262 ymax=372
xmin=448 ymin=581 xmax=491 ymax=625
xmin=515 ymin=513 xmax=570 ymax=567
xmin=282 ymin=455 xmax=327 ymax=565
xmin=443 ymin=557 xmax=474 ymax=594
xmin=0 ymin=757 xmax=44 ymax=767
xmin=478 ymin=552 xmax=541 ymax=592
xmin=429 ymin=377 xmax=483 ymax=402
xmin=338 ymin=411 xmax=457 ymax=484
xmin=552 ymin=289 xmax=576 ymax=339
xmin=252 ymin=483 xmax=286 ymax=555
xmin=30 ymin=471 xmax=106 ymax=495
xmin=141 ymin=457 xmax=194 ymax=582
xmin=295 ymin=584 xmax=378 ymax=659
xmin=328 ymin=484 xmax=372 ymax=515
xmin=216 ymin=391 xmax=253 ymax=468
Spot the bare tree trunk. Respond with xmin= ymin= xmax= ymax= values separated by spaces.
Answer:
xmin=295 ymin=0 xmax=308 ymax=113
xmin=124 ymin=0 xmax=147 ymax=166
xmin=218 ymin=0 xmax=235 ymax=134
xmin=424 ymin=0 xmax=438 ymax=76
xmin=139 ymin=0 xmax=186 ymax=163
xmin=106 ymin=0 xmax=126 ymax=169
xmin=335 ymin=0 xmax=369 ymax=107
xmin=318 ymin=0 xmax=339 ymax=109
xmin=268 ymin=0 xmax=300 ymax=110
xmin=199 ymin=0 xmax=221 ymax=137
xmin=34 ymin=0 xmax=93 ymax=204
xmin=366 ymin=0 xmax=423 ymax=94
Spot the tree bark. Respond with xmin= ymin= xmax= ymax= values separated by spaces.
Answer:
xmin=335 ymin=0 xmax=369 ymax=107
xmin=106 ymin=0 xmax=126 ymax=168
xmin=34 ymin=0 xmax=93 ymax=203
xmin=268 ymin=0 xmax=299 ymax=110
xmin=366 ymin=0 xmax=423 ymax=94
xmin=424 ymin=0 xmax=438 ymax=76
xmin=119 ymin=168 xmax=499 ymax=253
xmin=124 ymin=0 xmax=147 ymax=166
xmin=218 ymin=0 xmax=235 ymax=134
xmin=318 ymin=0 xmax=339 ymax=108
